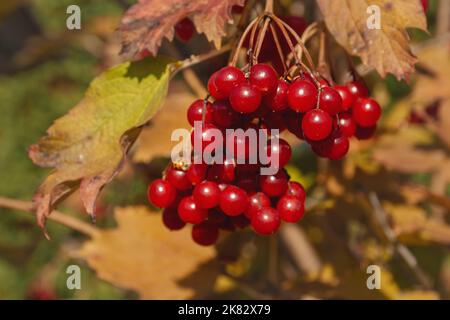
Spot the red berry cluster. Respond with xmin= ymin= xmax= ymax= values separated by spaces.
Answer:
xmin=147 ymin=62 xmax=381 ymax=245
xmin=148 ymin=64 xmax=311 ymax=245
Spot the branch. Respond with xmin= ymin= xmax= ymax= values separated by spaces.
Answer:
xmin=0 ymin=196 xmax=99 ymax=238
xmin=368 ymin=191 xmax=433 ymax=290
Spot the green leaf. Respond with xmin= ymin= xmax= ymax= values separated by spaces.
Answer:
xmin=29 ymin=57 xmax=176 ymax=232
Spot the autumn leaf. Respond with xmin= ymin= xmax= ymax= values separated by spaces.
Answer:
xmin=316 ymin=0 xmax=427 ymax=80
xmin=119 ymin=0 xmax=244 ymax=59
xmin=29 ymin=57 xmax=176 ymax=232
xmin=73 ymin=206 xmax=219 ymax=299
xmin=132 ymin=81 xmax=195 ymax=163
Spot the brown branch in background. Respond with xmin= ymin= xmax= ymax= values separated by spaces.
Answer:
xmin=0 ymin=196 xmax=99 ymax=238
xmin=368 ymin=191 xmax=433 ymax=290
xmin=279 ymin=224 xmax=323 ymax=274
xmin=267 ymin=235 xmax=278 ymax=285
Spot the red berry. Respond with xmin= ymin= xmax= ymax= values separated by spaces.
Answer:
xmin=186 ymin=163 xmax=207 ymax=185
xmin=337 ymin=112 xmax=356 ymax=137
xmin=232 ymin=4 xmax=245 ymax=14
xmin=302 ymin=109 xmax=333 ymax=141
xmin=283 ymin=16 xmax=308 ymax=37
xmin=193 ymin=181 xmax=220 ymax=209
xmin=285 ymin=181 xmax=306 ymax=202
xmin=191 ymin=123 xmax=221 ymax=152
xmin=219 ymin=185 xmax=249 ymax=216
xmin=229 ymin=82 xmax=262 ymax=113
xmin=178 ymin=196 xmax=208 ymax=224
xmin=175 ymin=17 xmax=195 ymax=42
xmin=421 ymin=0 xmax=428 ymax=12
xmin=287 ymin=79 xmax=318 ymax=112
xmin=355 ymin=125 xmax=377 ymax=140
xmin=166 ymin=167 xmax=191 ymax=190
xmin=215 ymin=66 xmax=246 ymax=98
xmin=148 ymin=179 xmax=176 ymax=208
xmin=352 ymin=98 xmax=381 ymax=127
xmin=319 ymin=129 xmax=350 ymax=160
xmin=218 ymin=158 xmax=236 ymax=183
xmin=259 ymin=170 xmax=288 ymax=197
xmin=208 ymin=71 xmax=227 ymax=100
xmin=162 ymin=208 xmax=186 ymax=230
xmin=236 ymin=176 xmax=258 ymax=193
xmin=192 ymin=221 xmax=219 ymax=246
xmin=334 ymin=85 xmax=354 ymax=111
xmin=347 ymin=81 xmax=369 ymax=100
xmin=187 ymin=99 xmax=213 ymax=126
xmin=319 ymin=86 xmax=343 ymax=115
xmin=284 ymin=110 xmax=304 ymax=138
xmin=265 ymin=79 xmax=289 ymax=111
xmin=277 ymin=195 xmax=304 ymax=223
xmin=251 ymin=207 xmax=280 ymax=235
xmin=249 ymin=63 xmax=278 ymax=94
xmin=211 ymin=100 xmax=240 ymax=128
xmin=266 ymin=138 xmax=292 ymax=169
xmin=245 ymin=192 xmax=271 ymax=219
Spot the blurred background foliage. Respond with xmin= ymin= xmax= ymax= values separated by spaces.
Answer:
xmin=0 ymin=0 xmax=449 ymax=300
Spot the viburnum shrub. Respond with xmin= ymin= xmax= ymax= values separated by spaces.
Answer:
xmin=147 ymin=10 xmax=381 ymax=246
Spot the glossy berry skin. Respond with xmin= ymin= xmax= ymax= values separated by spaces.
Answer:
xmin=265 ymin=80 xmax=289 ymax=111
xmin=287 ymin=80 xmax=318 ymax=112
xmin=229 ymin=82 xmax=262 ymax=113
xmin=178 ymin=196 xmax=208 ymax=224
xmin=334 ymin=85 xmax=354 ymax=111
xmin=192 ymin=221 xmax=219 ymax=246
xmin=285 ymin=181 xmax=306 ymax=202
xmin=319 ymin=86 xmax=343 ymax=115
xmin=277 ymin=195 xmax=305 ymax=223
xmin=148 ymin=179 xmax=176 ymax=208
xmin=266 ymin=138 xmax=291 ymax=169
xmin=219 ymin=185 xmax=249 ymax=216
xmin=208 ymin=71 xmax=227 ymax=100
xmin=259 ymin=170 xmax=288 ymax=197
xmin=218 ymin=159 xmax=236 ymax=183
xmin=347 ymin=81 xmax=369 ymax=100
xmin=187 ymin=99 xmax=213 ymax=126
xmin=190 ymin=123 xmax=220 ymax=152
xmin=162 ymin=208 xmax=186 ymax=230
xmin=211 ymin=100 xmax=240 ymax=128
xmin=251 ymin=207 xmax=280 ymax=235
xmin=249 ymin=64 xmax=278 ymax=94
xmin=193 ymin=181 xmax=220 ymax=209
xmin=337 ymin=112 xmax=356 ymax=137
xmin=186 ymin=163 xmax=207 ymax=185
xmin=215 ymin=66 xmax=246 ymax=97
xmin=175 ymin=17 xmax=195 ymax=42
xmin=302 ymin=109 xmax=333 ymax=141
xmin=245 ymin=192 xmax=271 ymax=219
xmin=323 ymin=129 xmax=350 ymax=160
xmin=166 ymin=167 xmax=192 ymax=191
xmin=352 ymin=98 xmax=381 ymax=127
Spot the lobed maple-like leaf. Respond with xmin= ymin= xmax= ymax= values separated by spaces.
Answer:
xmin=29 ymin=57 xmax=175 ymax=233
xmin=316 ymin=0 xmax=427 ymax=80
xmin=74 ymin=206 xmax=219 ymax=299
xmin=119 ymin=0 xmax=244 ymax=59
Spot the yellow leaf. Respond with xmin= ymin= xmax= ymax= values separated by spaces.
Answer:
xmin=29 ymin=57 xmax=175 ymax=231
xmin=73 ymin=206 xmax=219 ymax=299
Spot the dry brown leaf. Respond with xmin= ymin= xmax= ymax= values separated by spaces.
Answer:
xmin=74 ymin=206 xmax=219 ymax=299
xmin=373 ymin=145 xmax=446 ymax=174
xmin=316 ymin=0 xmax=427 ymax=80
xmin=384 ymin=203 xmax=450 ymax=245
xmin=119 ymin=0 xmax=244 ymax=58
xmin=132 ymin=81 xmax=195 ymax=163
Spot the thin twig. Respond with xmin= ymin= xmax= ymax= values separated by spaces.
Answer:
xmin=368 ymin=191 xmax=433 ymax=290
xmin=173 ymin=44 xmax=232 ymax=75
xmin=0 ymin=196 xmax=99 ymax=238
